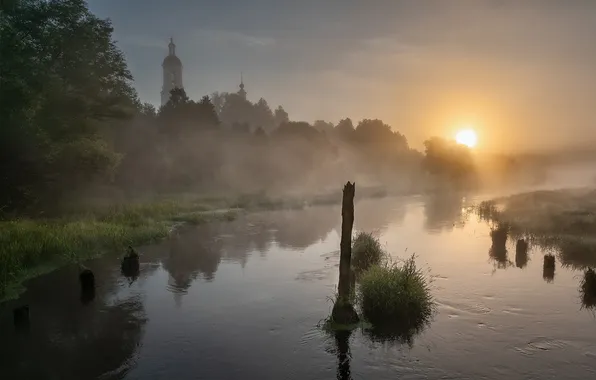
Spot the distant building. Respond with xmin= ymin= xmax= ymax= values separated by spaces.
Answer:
xmin=161 ymin=38 xmax=183 ymax=106
xmin=238 ymin=72 xmax=247 ymax=100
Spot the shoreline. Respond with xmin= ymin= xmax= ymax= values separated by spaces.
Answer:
xmin=0 ymin=187 xmax=406 ymax=303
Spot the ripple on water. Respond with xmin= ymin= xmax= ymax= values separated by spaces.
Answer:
xmin=300 ymin=328 xmax=325 ymax=346
xmin=514 ymin=337 xmax=569 ymax=356
xmin=438 ymin=300 xmax=492 ymax=316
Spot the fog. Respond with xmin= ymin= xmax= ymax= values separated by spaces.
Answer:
xmin=3 ymin=0 xmax=596 ymax=214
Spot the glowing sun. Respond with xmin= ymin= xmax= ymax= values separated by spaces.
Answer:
xmin=455 ymin=128 xmax=478 ymax=148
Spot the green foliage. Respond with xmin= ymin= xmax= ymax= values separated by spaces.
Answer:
xmin=0 ymin=197 xmax=241 ymax=299
xmin=0 ymin=218 xmax=169 ymax=299
xmin=0 ymin=0 xmax=138 ymax=210
xmin=357 ymin=255 xmax=435 ymax=336
xmin=352 ymin=232 xmax=386 ymax=273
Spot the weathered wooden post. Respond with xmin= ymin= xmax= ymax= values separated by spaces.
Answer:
xmin=543 ymin=254 xmax=555 ymax=282
xmin=515 ymin=239 xmax=529 ymax=269
xmin=331 ymin=181 xmax=359 ymax=324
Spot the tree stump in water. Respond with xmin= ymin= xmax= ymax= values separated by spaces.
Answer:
xmin=543 ymin=254 xmax=556 ymax=282
xmin=332 ymin=181 xmax=360 ymax=325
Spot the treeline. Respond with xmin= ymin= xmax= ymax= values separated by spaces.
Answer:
xmin=1 ymin=0 xmax=541 ymax=215
xmin=116 ymin=86 xmax=422 ymax=197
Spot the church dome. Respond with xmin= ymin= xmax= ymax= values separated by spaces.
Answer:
xmin=162 ymin=54 xmax=182 ymax=67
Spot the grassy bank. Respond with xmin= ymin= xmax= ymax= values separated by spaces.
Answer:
xmin=1 ymin=187 xmax=395 ymax=302
xmin=0 ymin=196 xmax=242 ymax=301
xmin=478 ymin=188 xmax=596 ymax=268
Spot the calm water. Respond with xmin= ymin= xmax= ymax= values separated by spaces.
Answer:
xmin=1 ymin=194 xmax=596 ymax=379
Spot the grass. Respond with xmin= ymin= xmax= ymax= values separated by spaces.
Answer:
xmin=356 ymin=254 xmax=435 ymax=342
xmin=0 ymin=196 xmax=243 ymax=301
xmin=477 ymin=188 xmax=596 ymax=269
xmin=478 ymin=189 xmax=596 ymax=236
xmin=352 ymin=232 xmax=385 ymax=273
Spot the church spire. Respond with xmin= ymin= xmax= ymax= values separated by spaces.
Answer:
xmin=168 ymin=37 xmax=176 ymax=56
xmin=238 ymin=72 xmax=247 ymax=100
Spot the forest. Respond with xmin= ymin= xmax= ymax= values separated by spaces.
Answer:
xmin=0 ymin=0 xmax=545 ymax=217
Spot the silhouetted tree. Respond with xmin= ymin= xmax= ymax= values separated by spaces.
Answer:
xmin=273 ymin=105 xmax=289 ymax=127
xmin=423 ymin=137 xmax=476 ymax=186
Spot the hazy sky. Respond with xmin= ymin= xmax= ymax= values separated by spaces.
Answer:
xmin=88 ymin=0 xmax=596 ymax=152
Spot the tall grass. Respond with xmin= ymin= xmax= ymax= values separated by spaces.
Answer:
xmin=352 ymin=232 xmax=385 ymax=273
xmin=357 ymin=255 xmax=435 ymax=339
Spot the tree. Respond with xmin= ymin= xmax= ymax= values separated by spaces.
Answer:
xmin=273 ymin=106 xmax=289 ymax=127
xmin=335 ymin=118 xmax=355 ymax=141
xmin=0 ymin=0 xmax=137 ymax=210
xmin=313 ymin=120 xmax=334 ymax=134
xmin=253 ymin=98 xmax=274 ymax=130
xmin=423 ymin=137 xmax=476 ymax=184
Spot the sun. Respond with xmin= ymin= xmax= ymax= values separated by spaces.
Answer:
xmin=455 ymin=128 xmax=478 ymax=148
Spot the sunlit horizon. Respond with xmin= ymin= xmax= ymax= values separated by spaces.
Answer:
xmin=455 ymin=128 xmax=478 ymax=148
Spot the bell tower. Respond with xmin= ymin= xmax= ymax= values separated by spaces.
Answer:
xmin=161 ymin=38 xmax=183 ymax=106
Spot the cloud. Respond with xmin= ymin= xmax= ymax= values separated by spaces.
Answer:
xmin=118 ymin=35 xmax=166 ymax=50
xmin=194 ymin=29 xmax=276 ymax=48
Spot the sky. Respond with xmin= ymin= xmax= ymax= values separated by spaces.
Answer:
xmin=88 ymin=0 xmax=596 ymax=152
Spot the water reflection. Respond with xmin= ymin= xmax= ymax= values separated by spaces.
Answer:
xmin=423 ymin=192 xmax=471 ymax=233
xmin=271 ymin=207 xmax=339 ymax=249
xmin=489 ymin=223 xmax=513 ymax=269
xmin=354 ymin=198 xmax=406 ymax=234
xmin=515 ymin=239 xmax=529 ymax=269
xmin=334 ymin=331 xmax=352 ymax=380
xmin=0 ymin=260 xmax=146 ymax=379
xmin=543 ymin=255 xmax=556 ymax=283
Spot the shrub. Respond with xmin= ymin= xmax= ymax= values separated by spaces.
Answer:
xmin=352 ymin=232 xmax=385 ymax=272
xmin=358 ymin=255 xmax=435 ymax=338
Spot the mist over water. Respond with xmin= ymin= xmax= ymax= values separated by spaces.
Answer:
xmin=4 ymin=1 xmax=596 ymax=379
xmin=2 ymin=197 xmax=595 ymax=379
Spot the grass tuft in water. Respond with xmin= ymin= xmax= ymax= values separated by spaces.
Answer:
xmin=357 ymin=254 xmax=435 ymax=340
xmin=352 ymin=232 xmax=386 ymax=273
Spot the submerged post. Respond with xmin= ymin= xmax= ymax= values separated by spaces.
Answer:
xmin=332 ymin=181 xmax=359 ymax=324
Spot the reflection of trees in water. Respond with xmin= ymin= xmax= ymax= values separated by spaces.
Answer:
xmin=269 ymin=206 xmax=340 ymax=249
xmin=159 ymin=200 xmax=405 ymax=301
xmin=353 ymin=198 xmax=406 ymax=234
xmin=162 ymin=224 xmax=224 ymax=297
xmin=0 ymin=260 xmax=146 ymax=380
xmin=423 ymin=192 xmax=471 ymax=233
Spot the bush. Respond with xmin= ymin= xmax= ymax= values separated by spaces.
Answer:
xmin=352 ymin=232 xmax=385 ymax=272
xmin=358 ymin=255 xmax=434 ymax=336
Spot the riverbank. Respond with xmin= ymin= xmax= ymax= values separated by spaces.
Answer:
xmin=0 ymin=186 xmax=398 ymax=302
xmin=478 ymin=188 xmax=596 ymax=268
xmin=0 ymin=195 xmax=244 ymax=301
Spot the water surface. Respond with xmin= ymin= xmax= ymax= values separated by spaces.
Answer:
xmin=1 ymin=194 xmax=595 ymax=379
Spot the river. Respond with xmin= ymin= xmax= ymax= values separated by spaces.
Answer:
xmin=1 ymin=194 xmax=595 ymax=379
